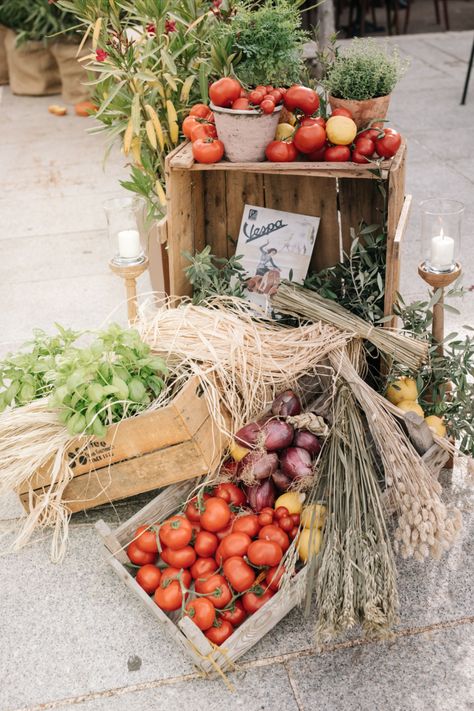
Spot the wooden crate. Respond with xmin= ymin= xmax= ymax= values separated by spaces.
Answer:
xmin=18 ymin=377 xmax=228 ymax=514
xmin=161 ymin=141 xmax=410 ymax=327
xmin=96 ymin=480 xmax=306 ymax=675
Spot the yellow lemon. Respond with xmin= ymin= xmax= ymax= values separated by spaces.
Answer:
xmin=275 ymin=491 xmax=304 ymax=515
xmin=425 ymin=415 xmax=447 ymax=438
xmin=229 ymin=441 xmax=250 ymax=462
xmin=398 ymin=400 xmax=424 ymax=418
xmin=386 ymin=377 xmax=418 ymax=405
xmin=301 ymin=504 xmax=326 ymax=529
xmin=275 ymin=123 xmax=294 ymax=141
xmin=298 ymin=527 xmax=322 ymax=562
xmin=326 ymin=116 xmax=357 ymax=146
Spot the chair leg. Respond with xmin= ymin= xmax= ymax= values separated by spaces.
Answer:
xmin=433 ymin=0 xmax=440 ymax=24
xmin=442 ymin=0 xmax=450 ymax=30
xmin=360 ymin=0 xmax=367 ymax=35
xmin=371 ymin=0 xmax=377 ymax=28
xmin=392 ymin=0 xmax=400 ymax=35
xmin=386 ymin=0 xmax=393 ymax=35
xmin=403 ymin=0 xmax=411 ymax=33
xmin=461 ymin=39 xmax=474 ymax=105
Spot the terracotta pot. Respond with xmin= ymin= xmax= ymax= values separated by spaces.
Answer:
xmin=210 ymin=102 xmax=282 ymax=163
xmin=328 ymin=94 xmax=391 ymax=130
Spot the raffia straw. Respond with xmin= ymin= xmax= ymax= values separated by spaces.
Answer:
xmin=328 ymin=349 xmax=462 ymax=561
xmin=137 ymin=294 xmax=352 ymax=434
xmin=272 ymin=282 xmax=428 ymax=371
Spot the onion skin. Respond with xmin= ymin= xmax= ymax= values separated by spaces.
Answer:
xmin=262 ymin=420 xmax=294 ymax=451
xmin=240 ymin=451 xmax=279 ymax=480
xmin=293 ymin=430 xmax=321 ymax=457
xmin=271 ymin=390 xmax=302 ymax=417
xmin=235 ymin=422 xmax=261 ymax=448
xmin=245 ymin=479 xmax=276 ymax=512
xmin=280 ymin=447 xmax=313 ymax=480
xmin=272 ymin=469 xmax=292 ymax=491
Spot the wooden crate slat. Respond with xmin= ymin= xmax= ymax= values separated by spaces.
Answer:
xmin=224 ymin=172 xmax=265 ymax=258
xmin=166 ymin=165 xmax=194 ymax=298
xmin=338 ymin=177 xmax=384 ymax=256
xmin=203 ymin=172 xmax=229 ymax=259
xmin=384 ymin=147 xmax=407 ymax=323
xmin=191 ymin=172 xmax=207 ymax=254
xmin=385 ymin=194 xmax=412 ymax=328
xmin=187 ymin=160 xmax=391 ymax=179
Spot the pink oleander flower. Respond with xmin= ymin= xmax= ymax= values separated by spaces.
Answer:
xmin=96 ymin=49 xmax=108 ymax=62
xmin=165 ymin=19 xmax=177 ymax=33
xmin=146 ymin=23 xmax=156 ymax=35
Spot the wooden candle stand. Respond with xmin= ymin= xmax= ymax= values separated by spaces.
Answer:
xmin=418 ymin=261 xmax=462 ymax=355
xmin=109 ymin=257 xmax=149 ymax=323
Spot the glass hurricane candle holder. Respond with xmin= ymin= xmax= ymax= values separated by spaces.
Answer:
xmin=103 ymin=196 xmax=148 ymax=266
xmin=420 ymin=198 xmax=464 ymax=274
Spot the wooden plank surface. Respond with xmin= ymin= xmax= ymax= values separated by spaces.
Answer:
xmin=189 ymin=161 xmax=389 ymax=179
xmin=263 ymin=174 xmax=340 ymax=272
xmin=20 ymin=416 xmax=220 ymax=513
xmin=203 ymin=172 xmax=228 ymax=258
xmin=224 ymin=172 xmax=265 ymax=258
xmin=384 ymin=148 xmax=408 ymax=324
xmin=385 ymin=194 xmax=412 ymax=327
xmin=166 ymin=165 xmax=194 ymax=297
xmin=338 ymin=177 xmax=384 ymax=256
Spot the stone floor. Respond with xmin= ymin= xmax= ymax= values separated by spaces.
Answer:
xmin=0 ymin=31 xmax=473 ymax=711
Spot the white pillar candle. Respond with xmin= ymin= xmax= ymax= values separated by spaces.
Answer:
xmin=430 ymin=230 xmax=455 ymax=270
xmin=118 ymin=229 xmax=141 ymax=259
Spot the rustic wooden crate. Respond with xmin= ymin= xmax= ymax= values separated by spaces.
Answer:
xmin=18 ymin=377 xmax=228 ymax=514
xmin=161 ymin=141 xmax=410 ymax=326
xmin=96 ymin=480 xmax=307 ymax=675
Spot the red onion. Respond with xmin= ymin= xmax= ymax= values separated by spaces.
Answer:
xmin=235 ymin=421 xmax=261 ymax=448
xmin=220 ymin=458 xmax=239 ymax=478
xmin=240 ymin=451 xmax=278 ymax=480
xmin=271 ymin=390 xmax=301 ymax=417
xmin=245 ymin=479 xmax=276 ymax=512
xmin=280 ymin=447 xmax=313 ymax=480
xmin=293 ymin=430 xmax=321 ymax=457
xmin=262 ymin=420 xmax=294 ymax=451
xmin=272 ymin=469 xmax=292 ymax=491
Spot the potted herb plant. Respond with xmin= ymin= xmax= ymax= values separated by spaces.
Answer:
xmin=324 ymin=38 xmax=409 ymax=128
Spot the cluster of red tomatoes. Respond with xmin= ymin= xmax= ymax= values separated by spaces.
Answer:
xmin=127 ymin=483 xmax=299 ymax=645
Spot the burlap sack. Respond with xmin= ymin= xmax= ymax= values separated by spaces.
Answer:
xmin=50 ymin=42 xmax=90 ymax=104
xmin=0 ymin=25 xmax=9 ymax=85
xmin=4 ymin=29 xmax=61 ymax=96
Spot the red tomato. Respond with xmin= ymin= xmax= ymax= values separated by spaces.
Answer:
xmin=135 ymin=564 xmax=161 ymax=594
xmin=200 ymin=497 xmax=231 ymax=532
xmin=324 ymin=145 xmax=351 ymax=162
xmin=190 ymin=103 xmax=211 ymax=119
xmin=192 ymin=138 xmax=224 ymax=164
xmin=184 ymin=494 xmax=211 ymax=522
xmin=351 ymin=150 xmax=370 ymax=164
xmin=331 ymin=107 xmax=353 ymax=119
xmin=249 ymin=90 xmax=265 ymax=105
xmin=261 ymin=98 xmax=276 ymax=114
xmin=134 ymin=525 xmax=159 ymax=554
xmin=247 ymin=539 xmax=283 ymax=567
xmin=185 ymin=597 xmax=216 ymax=630
xmin=194 ymin=531 xmax=219 ymax=558
xmin=307 ymin=144 xmax=327 ymax=161
xmin=242 ymin=588 xmax=274 ymax=613
xmin=214 ymin=483 xmax=247 ymax=507
xmin=205 ymin=619 xmax=234 ymax=645
xmin=219 ymin=599 xmax=247 ymax=627
xmin=265 ymin=565 xmax=285 ymax=591
xmin=375 ymin=129 xmax=401 ymax=158
xmin=301 ymin=116 xmax=326 ymax=128
xmin=260 ymin=507 xmax=274 ymax=517
xmin=239 ymin=88 xmax=248 ymax=97
xmin=265 ymin=140 xmax=298 ymax=162
xmin=232 ymin=97 xmax=251 ymax=110
xmin=218 ymin=532 xmax=252 ymax=561
xmin=190 ymin=557 xmax=218 ymax=581
xmin=223 ymin=556 xmax=256 ymax=592
xmin=182 ymin=115 xmax=201 ymax=139
xmin=266 ymin=85 xmax=274 ymax=93
xmin=258 ymin=512 xmax=274 ymax=526
xmin=127 ymin=541 xmax=157 ymax=566
xmin=161 ymin=546 xmax=196 ymax=569
xmin=358 ymin=128 xmax=381 ymax=141
xmin=209 ymin=77 xmax=241 ymax=107
xmin=161 ymin=566 xmax=192 ymax=588
xmin=284 ymin=85 xmax=320 ymax=115
xmin=259 ymin=524 xmax=289 ymax=552
xmin=232 ymin=514 xmax=260 ymax=538
xmin=293 ymin=124 xmax=326 ymax=154
xmin=159 ymin=515 xmax=193 ymax=550
xmin=190 ymin=122 xmax=217 ymax=142
xmin=216 ymin=518 xmax=235 ymax=540
xmin=274 ymin=506 xmax=290 ymax=520
xmin=354 ymin=136 xmax=375 ymax=157
xmin=269 ymin=89 xmax=282 ymax=103
xmin=255 ymin=85 xmax=267 ymax=94
xmin=195 ymin=574 xmax=232 ymax=608
xmin=154 ymin=580 xmax=183 ymax=611
xmin=291 ymin=514 xmax=300 ymax=526
xmin=278 ymin=516 xmax=293 ymax=533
